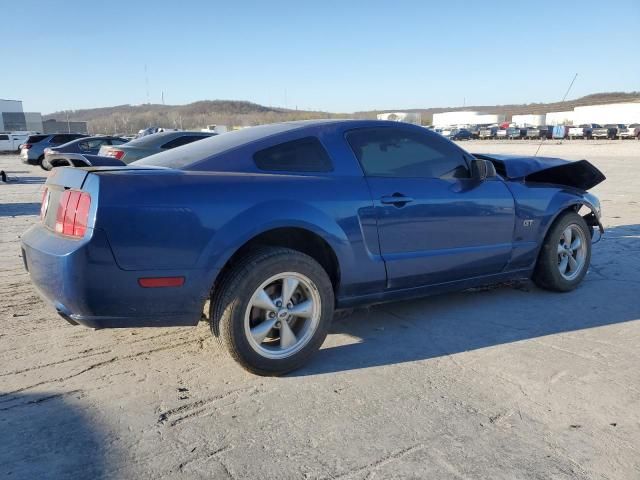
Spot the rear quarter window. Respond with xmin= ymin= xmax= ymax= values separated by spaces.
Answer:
xmin=161 ymin=135 xmax=209 ymax=149
xmin=26 ymin=135 xmax=48 ymax=143
xmin=253 ymin=137 xmax=333 ymax=172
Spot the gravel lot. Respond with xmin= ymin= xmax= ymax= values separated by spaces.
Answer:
xmin=1 ymin=140 xmax=639 ymax=480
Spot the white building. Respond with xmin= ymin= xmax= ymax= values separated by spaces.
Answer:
xmin=546 ymin=111 xmax=574 ymax=126
xmin=377 ymin=112 xmax=422 ymax=125
xmin=432 ymin=111 xmax=504 ymax=127
xmin=571 ymin=102 xmax=640 ymax=125
xmin=512 ymin=114 xmax=546 ymax=127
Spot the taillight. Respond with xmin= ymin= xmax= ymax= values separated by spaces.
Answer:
xmin=54 ymin=190 xmax=91 ymax=238
xmin=40 ymin=187 xmax=49 ymax=221
xmin=22 ymin=143 xmax=32 ymax=150
xmin=106 ymin=149 xmax=125 ymax=160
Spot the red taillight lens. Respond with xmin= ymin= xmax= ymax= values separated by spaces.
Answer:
xmin=40 ymin=187 xmax=49 ymax=221
xmin=106 ymin=149 xmax=125 ymax=160
xmin=54 ymin=190 xmax=91 ymax=238
xmin=22 ymin=143 xmax=32 ymax=150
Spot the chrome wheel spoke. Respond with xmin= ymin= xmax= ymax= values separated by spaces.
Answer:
xmin=557 ymin=243 xmax=565 ymax=255
xmin=252 ymin=289 xmax=277 ymax=312
xmin=279 ymin=320 xmax=297 ymax=349
xmin=570 ymin=237 xmax=581 ymax=251
xmin=562 ymin=228 xmax=573 ymax=246
xmin=568 ymin=255 xmax=578 ymax=272
xmin=281 ymin=277 xmax=299 ymax=306
xmin=559 ymin=255 xmax=569 ymax=274
xmin=250 ymin=318 xmax=278 ymax=344
xmin=289 ymin=300 xmax=313 ymax=319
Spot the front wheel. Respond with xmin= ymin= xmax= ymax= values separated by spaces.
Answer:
xmin=210 ymin=247 xmax=334 ymax=375
xmin=533 ymin=212 xmax=591 ymax=292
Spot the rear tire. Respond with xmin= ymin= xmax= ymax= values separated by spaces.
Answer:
xmin=210 ymin=247 xmax=334 ymax=376
xmin=533 ymin=211 xmax=591 ymax=292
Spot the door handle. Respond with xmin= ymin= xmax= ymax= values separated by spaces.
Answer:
xmin=380 ymin=193 xmax=414 ymax=206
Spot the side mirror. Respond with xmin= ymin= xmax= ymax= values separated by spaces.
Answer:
xmin=470 ymin=158 xmax=497 ymax=180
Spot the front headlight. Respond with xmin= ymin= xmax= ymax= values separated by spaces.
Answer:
xmin=583 ymin=192 xmax=601 ymax=218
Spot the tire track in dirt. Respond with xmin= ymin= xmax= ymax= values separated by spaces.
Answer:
xmin=0 ymin=337 xmax=208 ymax=402
xmin=157 ymin=385 xmax=258 ymax=427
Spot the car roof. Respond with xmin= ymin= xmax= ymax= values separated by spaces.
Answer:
xmin=125 ymin=130 xmax=215 ymax=147
xmin=134 ymin=119 xmax=426 ymax=168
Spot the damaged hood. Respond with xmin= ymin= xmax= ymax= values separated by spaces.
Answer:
xmin=473 ymin=153 xmax=606 ymax=191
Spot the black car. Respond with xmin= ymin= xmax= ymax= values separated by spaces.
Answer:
xmin=451 ymin=129 xmax=474 ymax=140
xmin=42 ymin=136 xmax=129 ymax=170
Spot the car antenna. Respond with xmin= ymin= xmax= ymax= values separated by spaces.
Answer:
xmin=535 ymin=72 xmax=578 ymax=157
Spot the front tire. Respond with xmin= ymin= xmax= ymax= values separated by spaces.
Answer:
xmin=210 ymin=247 xmax=334 ymax=375
xmin=533 ymin=211 xmax=591 ymax=292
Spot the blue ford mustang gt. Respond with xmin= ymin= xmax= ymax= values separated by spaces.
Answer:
xmin=21 ymin=120 xmax=605 ymax=375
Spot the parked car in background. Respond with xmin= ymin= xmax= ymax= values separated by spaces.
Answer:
xmin=592 ymin=124 xmax=624 ymax=140
xmin=552 ymin=125 xmax=569 ymax=139
xmin=540 ymin=126 xmax=553 ymax=140
xmin=20 ymin=133 xmax=88 ymax=167
xmin=479 ymin=127 xmax=498 ymax=139
xmin=525 ymin=127 xmax=542 ymax=139
xmin=42 ymin=136 xmax=129 ymax=170
xmin=0 ymin=132 xmax=30 ymax=153
xmin=440 ymin=127 xmax=456 ymax=139
xmin=496 ymin=128 xmax=508 ymax=140
xmin=467 ymin=126 xmax=481 ymax=139
xmin=451 ymin=129 xmax=473 ymax=140
xmin=507 ymin=127 xmax=525 ymax=140
xmin=98 ymin=131 xmax=216 ymax=163
xmin=618 ymin=123 xmax=640 ymax=139
xmin=568 ymin=124 xmax=599 ymax=140
xmin=22 ymin=119 xmax=605 ymax=375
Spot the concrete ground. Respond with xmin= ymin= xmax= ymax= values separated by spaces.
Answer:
xmin=1 ymin=140 xmax=638 ymax=480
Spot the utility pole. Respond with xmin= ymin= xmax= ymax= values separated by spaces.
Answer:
xmin=145 ymin=64 xmax=150 ymax=104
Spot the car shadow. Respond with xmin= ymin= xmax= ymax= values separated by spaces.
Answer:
xmin=0 ymin=393 xmax=111 ymax=478
xmin=0 ymin=202 xmax=41 ymax=217
xmin=293 ymin=223 xmax=640 ymax=376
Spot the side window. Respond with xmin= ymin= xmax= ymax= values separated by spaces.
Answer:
xmin=346 ymin=127 xmax=468 ymax=178
xmin=253 ymin=137 xmax=333 ymax=172
xmin=0 ymin=135 xmax=9 ymax=141
xmin=79 ymin=139 xmax=105 ymax=151
xmin=50 ymin=135 xmax=68 ymax=144
xmin=161 ymin=135 xmax=206 ymax=149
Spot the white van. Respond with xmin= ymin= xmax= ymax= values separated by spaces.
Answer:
xmin=0 ymin=132 xmax=30 ymax=153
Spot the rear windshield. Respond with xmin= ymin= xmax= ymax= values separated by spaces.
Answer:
xmin=26 ymin=135 xmax=48 ymax=143
xmin=134 ymin=123 xmax=306 ymax=169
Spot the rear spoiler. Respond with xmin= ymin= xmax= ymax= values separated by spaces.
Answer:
xmin=46 ymin=153 xmax=127 ymax=169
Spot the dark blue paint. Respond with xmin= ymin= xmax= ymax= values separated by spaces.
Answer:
xmin=21 ymin=120 xmax=603 ymax=329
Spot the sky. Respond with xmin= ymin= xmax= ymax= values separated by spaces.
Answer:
xmin=2 ymin=0 xmax=639 ymax=114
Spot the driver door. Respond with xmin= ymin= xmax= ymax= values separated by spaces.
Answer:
xmin=346 ymin=126 xmax=515 ymax=290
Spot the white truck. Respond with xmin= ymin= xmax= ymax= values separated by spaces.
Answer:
xmin=618 ymin=123 xmax=640 ymax=139
xmin=201 ymin=124 xmax=228 ymax=134
xmin=0 ymin=132 xmax=30 ymax=153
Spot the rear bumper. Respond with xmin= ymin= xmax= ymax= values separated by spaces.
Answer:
xmin=21 ymin=224 xmax=214 ymax=328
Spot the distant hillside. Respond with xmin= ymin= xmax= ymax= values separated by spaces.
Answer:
xmin=46 ymin=92 xmax=640 ymax=133
xmin=45 ymin=100 xmax=348 ymax=134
